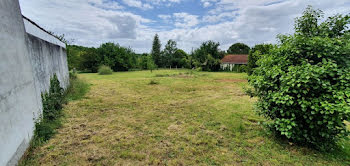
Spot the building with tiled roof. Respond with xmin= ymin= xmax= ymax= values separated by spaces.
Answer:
xmin=220 ymin=54 xmax=248 ymax=71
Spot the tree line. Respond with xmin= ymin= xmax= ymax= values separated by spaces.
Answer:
xmin=67 ymin=34 xmax=272 ymax=73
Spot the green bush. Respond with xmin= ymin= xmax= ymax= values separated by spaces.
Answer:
xmin=249 ymin=7 xmax=350 ymax=150
xmin=148 ymin=80 xmax=159 ymax=85
xmin=69 ymin=69 xmax=78 ymax=79
xmin=247 ymin=44 xmax=273 ymax=75
xmin=65 ymin=77 xmax=90 ymax=101
xmin=234 ymin=64 xmax=247 ymax=73
xmin=21 ymin=74 xmax=90 ymax=164
xmin=35 ymin=74 xmax=64 ymax=144
xmin=42 ymin=75 xmax=64 ymax=121
xmin=98 ymin=65 xmax=113 ymax=75
xmin=243 ymin=85 xmax=256 ymax=97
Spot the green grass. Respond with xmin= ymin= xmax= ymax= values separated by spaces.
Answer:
xmin=19 ymin=76 xmax=90 ymax=166
xmin=65 ymin=77 xmax=91 ymax=101
xmin=20 ymin=69 xmax=350 ymax=165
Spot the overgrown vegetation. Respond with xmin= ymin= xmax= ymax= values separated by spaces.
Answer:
xmin=67 ymin=43 xmax=137 ymax=72
xmin=191 ymin=41 xmax=225 ymax=71
xmin=249 ymin=6 xmax=350 ymax=150
xmin=19 ymin=73 xmax=89 ymax=165
xmin=35 ymin=75 xmax=64 ymax=143
xmin=98 ymin=65 xmax=113 ymax=75
xmin=66 ymin=71 xmax=90 ymax=101
xmin=148 ymin=80 xmax=159 ymax=85
xmin=247 ymin=44 xmax=273 ymax=75
xmin=20 ymin=70 xmax=350 ymax=165
xmin=227 ymin=43 xmax=250 ymax=54
xmin=67 ymin=36 xmax=252 ymax=73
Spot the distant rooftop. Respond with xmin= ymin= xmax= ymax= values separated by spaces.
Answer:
xmin=221 ymin=54 xmax=248 ymax=64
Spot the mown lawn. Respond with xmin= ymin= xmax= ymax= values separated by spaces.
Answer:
xmin=22 ymin=69 xmax=350 ymax=165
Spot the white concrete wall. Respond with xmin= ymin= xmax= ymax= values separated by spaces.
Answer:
xmin=0 ymin=0 xmax=69 ymax=165
xmin=23 ymin=19 xmax=66 ymax=48
xmin=221 ymin=63 xmax=235 ymax=71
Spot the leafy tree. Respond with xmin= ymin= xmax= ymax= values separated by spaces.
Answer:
xmin=247 ymin=44 xmax=273 ymax=75
xmin=79 ymin=48 xmax=100 ymax=72
xmin=173 ymin=49 xmax=187 ymax=68
xmin=136 ymin=53 xmax=149 ymax=70
xmin=66 ymin=45 xmax=85 ymax=70
xmin=227 ymin=43 xmax=250 ymax=54
xmin=151 ymin=34 xmax=162 ymax=67
xmin=147 ymin=54 xmax=157 ymax=73
xmin=249 ymin=6 xmax=350 ymax=150
xmin=182 ymin=50 xmax=193 ymax=69
xmin=68 ymin=42 xmax=138 ymax=73
xmin=162 ymin=39 xmax=178 ymax=68
xmin=192 ymin=41 xmax=224 ymax=71
xmin=97 ymin=42 xmax=136 ymax=71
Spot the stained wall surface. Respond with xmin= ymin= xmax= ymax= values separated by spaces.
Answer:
xmin=0 ymin=0 xmax=69 ymax=165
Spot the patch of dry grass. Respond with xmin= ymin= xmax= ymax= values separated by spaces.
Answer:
xmin=21 ymin=70 xmax=350 ymax=165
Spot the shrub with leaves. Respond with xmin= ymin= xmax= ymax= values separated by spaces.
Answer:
xmin=148 ymin=80 xmax=159 ymax=85
xmin=247 ymin=44 xmax=273 ymax=75
xmin=98 ymin=65 xmax=113 ymax=75
xmin=35 ymin=74 xmax=64 ymax=143
xmin=249 ymin=6 xmax=350 ymax=150
xmin=42 ymin=74 xmax=64 ymax=121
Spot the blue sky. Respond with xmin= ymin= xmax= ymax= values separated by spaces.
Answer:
xmin=19 ymin=0 xmax=350 ymax=53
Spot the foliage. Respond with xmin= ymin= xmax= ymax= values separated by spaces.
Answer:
xmin=192 ymin=41 xmax=224 ymax=71
xmin=151 ymin=34 xmax=162 ymax=67
xmin=98 ymin=65 xmax=113 ymax=75
xmin=247 ymin=44 xmax=274 ymax=75
xmin=98 ymin=43 xmax=137 ymax=71
xmin=249 ymin=6 xmax=350 ymax=150
xmin=20 ymin=73 xmax=90 ymax=165
xmin=147 ymin=54 xmax=157 ymax=72
xmin=148 ymin=80 xmax=159 ymax=85
xmin=21 ymin=70 xmax=350 ymax=165
xmin=161 ymin=39 xmax=178 ymax=68
xmin=79 ymin=48 xmax=100 ymax=73
xmin=173 ymin=49 xmax=188 ymax=68
xmin=233 ymin=64 xmax=247 ymax=73
xmin=243 ymin=85 xmax=256 ymax=97
xmin=227 ymin=43 xmax=250 ymax=54
xmin=67 ymin=45 xmax=84 ymax=70
xmin=48 ymin=32 xmax=71 ymax=45
xmin=136 ymin=53 xmax=149 ymax=70
xmin=69 ymin=69 xmax=78 ymax=80
xmin=65 ymin=75 xmax=90 ymax=101
xmin=32 ymin=74 xmax=64 ymax=146
xmin=42 ymin=75 xmax=65 ymax=121
xmin=67 ymin=43 xmax=137 ymax=73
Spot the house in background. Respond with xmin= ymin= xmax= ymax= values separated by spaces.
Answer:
xmin=220 ymin=54 xmax=248 ymax=71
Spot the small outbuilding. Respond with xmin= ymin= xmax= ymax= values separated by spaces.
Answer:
xmin=220 ymin=54 xmax=248 ymax=71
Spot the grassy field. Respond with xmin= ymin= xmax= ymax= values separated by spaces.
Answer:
xmin=21 ymin=69 xmax=349 ymax=165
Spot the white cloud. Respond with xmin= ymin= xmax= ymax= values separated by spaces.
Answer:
xmin=90 ymin=0 xmax=124 ymax=10
xmin=201 ymin=0 xmax=218 ymax=8
xmin=173 ymin=13 xmax=199 ymax=28
xmin=202 ymin=11 xmax=237 ymax=23
xmin=147 ymin=0 xmax=182 ymax=4
xmin=122 ymin=0 xmax=153 ymax=10
xmin=19 ymin=0 xmax=152 ymax=49
xmin=158 ymin=14 xmax=171 ymax=20
xmin=19 ymin=0 xmax=350 ymax=53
